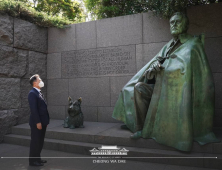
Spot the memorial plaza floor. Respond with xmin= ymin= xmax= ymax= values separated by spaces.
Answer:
xmin=0 ymin=119 xmax=222 ymax=170
xmin=0 ymin=143 xmax=219 ymax=170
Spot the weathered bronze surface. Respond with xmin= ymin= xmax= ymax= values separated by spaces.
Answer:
xmin=112 ymin=12 xmax=220 ymax=151
xmin=63 ymin=97 xmax=84 ymax=129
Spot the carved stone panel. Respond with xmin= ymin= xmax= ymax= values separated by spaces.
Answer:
xmin=62 ymin=45 xmax=136 ymax=78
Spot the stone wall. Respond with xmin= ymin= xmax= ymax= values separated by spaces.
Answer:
xmin=0 ymin=3 xmax=221 ymax=142
xmin=47 ymin=3 xmax=222 ymax=126
xmin=0 ymin=14 xmax=48 ymax=142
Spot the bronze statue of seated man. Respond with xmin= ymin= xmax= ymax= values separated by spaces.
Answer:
xmin=112 ymin=12 xmax=220 ymax=151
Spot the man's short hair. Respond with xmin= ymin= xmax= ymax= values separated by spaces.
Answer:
xmin=170 ymin=12 xmax=189 ymax=33
xmin=29 ymin=74 xmax=39 ymax=86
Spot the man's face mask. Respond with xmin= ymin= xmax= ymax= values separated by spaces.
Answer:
xmin=39 ymin=80 xmax=44 ymax=88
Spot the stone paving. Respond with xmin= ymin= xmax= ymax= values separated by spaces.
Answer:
xmin=0 ymin=143 xmax=219 ymax=170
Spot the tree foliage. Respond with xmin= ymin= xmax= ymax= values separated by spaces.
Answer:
xmin=84 ymin=0 xmax=222 ymax=19
xmin=33 ymin=0 xmax=83 ymax=21
xmin=0 ymin=0 xmax=83 ymax=28
xmin=18 ymin=0 xmax=84 ymax=21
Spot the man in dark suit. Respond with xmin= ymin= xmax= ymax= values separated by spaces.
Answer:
xmin=28 ymin=74 xmax=50 ymax=166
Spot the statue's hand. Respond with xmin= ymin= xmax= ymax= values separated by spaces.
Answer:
xmin=151 ymin=61 xmax=165 ymax=71
xmin=143 ymin=68 xmax=154 ymax=80
xmin=143 ymin=61 xmax=164 ymax=80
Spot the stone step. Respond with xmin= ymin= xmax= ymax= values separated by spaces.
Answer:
xmin=9 ymin=120 xmax=222 ymax=154
xmin=3 ymin=134 xmax=222 ymax=169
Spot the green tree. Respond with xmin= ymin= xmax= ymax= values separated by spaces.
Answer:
xmin=17 ymin=0 xmax=84 ymax=21
xmin=0 ymin=0 xmax=83 ymax=28
xmin=84 ymin=0 xmax=221 ymax=19
xmin=33 ymin=0 xmax=83 ymax=21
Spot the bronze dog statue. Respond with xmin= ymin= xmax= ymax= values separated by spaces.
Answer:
xmin=63 ymin=97 xmax=84 ymax=129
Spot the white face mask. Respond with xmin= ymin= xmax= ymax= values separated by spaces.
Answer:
xmin=39 ymin=81 xmax=44 ymax=88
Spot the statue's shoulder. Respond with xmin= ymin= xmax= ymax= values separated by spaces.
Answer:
xmin=194 ymin=34 xmax=205 ymax=45
xmin=185 ymin=34 xmax=207 ymax=58
xmin=187 ymin=33 xmax=205 ymax=46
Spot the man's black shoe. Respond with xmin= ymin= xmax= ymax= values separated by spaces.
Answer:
xmin=40 ymin=159 xmax=47 ymax=163
xmin=29 ymin=161 xmax=44 ymax=166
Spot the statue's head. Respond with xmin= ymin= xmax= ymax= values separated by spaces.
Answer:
xmin=170 ymin=12 xmax=189 ymax=37
xmin=68 ymin=97 xmax=82 ymax=117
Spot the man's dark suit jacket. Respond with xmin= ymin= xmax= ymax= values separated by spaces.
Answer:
xmin=28 ymin=88 xmax=50 ymax=126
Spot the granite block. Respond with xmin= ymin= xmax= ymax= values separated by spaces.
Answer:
xmin=191 ymin=142 xmax=213 ymax=154
xmin=136 ymin=42 xmax=167 ymax=71
xmin=187 ymin=3 xmax=222 ymax=38
xmin=48 ymin=24 xmax=76 ymax=53
xmin=0 ymin=14 xmax=13 ymax=46
xmin=0 ymin=45 xmax=28 ymax=78
xmin=69 ymin=77 xmax=110 ymax=107
xmin=48 ymin=105 xmax=66 ymax=119
xmin=20 ymin=78 xmax=32 ymax=108
xmin=110 ymin=76 xmax=132 ymax=107
xmin=48 ymin=121 xmax=118 ymax=136
xmin=94 ymin=124 xmax=137 ymax=147
xmin=213 ymin=73 xmax=222 ymax=109
xmin=11 ymin=126 xmax=30 ymax=136
xmin=46 ymin=119 xmax=64 ymax=129
xmin=47 ymin=79 xmax=69 ymax=106
xmin=0 ymin=110 xmax=18 ymax=142
xmin=76 ymin=21 xmax=96 ymax=50
xmin=0 ymin=78 xmax=21 ymax=110
xmin=214 ymin=109 xmax=222 ymax=128
xmin=14 ymin=107 xmax=30 ymax=125
xmin=62 ymin=45 xmax=136 ymax=78
xmin=45 ymin=130 xmax=95 ymax=144
xmin=205 ymin=37 xmax=222 ymax=73
xmin=14 ymin=18 xmax=47 ymax=53
xmin=43 ymin=139 xmax=60 ymax=151
xmin=143 ymin=12 xmax=171 ymax=44
xmin=80 ymin=106 xmax=98 ymax=122
xmin=98 ymin=107 xmax=121 ymax=123
xmin=97 ymin=13 xmax=142 ymax=47
xmin=213 ymin=141 xmax=222 ymax=154
xmin=47 ymin=53 xmax=62 ymax=79
xmin=135 ymin=138 xmax=177 ymax=151
xmin=26 ymin=51 xmax=47 ymax=79
xmin=3 ymin=135 xmax=23 ymax=146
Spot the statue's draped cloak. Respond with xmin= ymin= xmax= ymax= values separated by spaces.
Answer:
xmin=112 ymin=34 xmax=220 ymax=151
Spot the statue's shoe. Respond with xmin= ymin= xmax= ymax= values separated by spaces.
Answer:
xmin=130 ymin=131 xmax=142 ymax=139
xmin=120 ymin=124 xmax=129 ymax=130
xmin=69 ymin=125 xmax=75 ymax=129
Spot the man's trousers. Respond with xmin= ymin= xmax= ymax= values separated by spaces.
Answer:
xmin=29 ymin=125 xmax=47 ymax=163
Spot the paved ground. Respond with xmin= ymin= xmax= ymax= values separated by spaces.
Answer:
xmin=0 ymin=143 xmax=219 ymax=170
